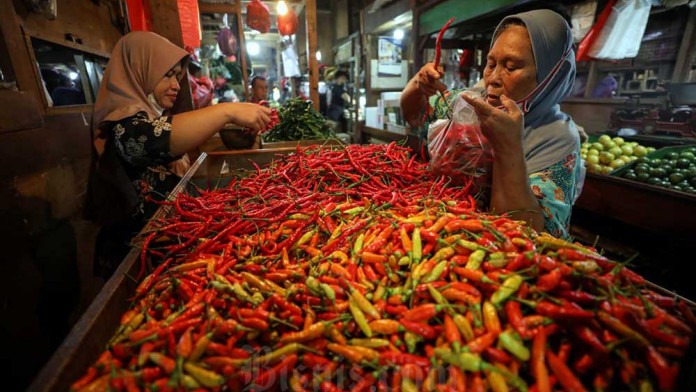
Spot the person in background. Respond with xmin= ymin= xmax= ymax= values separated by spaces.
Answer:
xmin=86 ymin=31 xmax=271 ymax=279
xmin=401 ymin=9 xmax=584 ymax=238
xmin=250 ymin=76 xmax=268 ymax=103
xmin=327 ymin=70 xmax=350 ymax=122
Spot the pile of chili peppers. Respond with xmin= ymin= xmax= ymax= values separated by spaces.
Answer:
xmin=256 ymin=100 xmax=280 ymax=135
xmin=72 ymin=143 xmax=695 ymax=391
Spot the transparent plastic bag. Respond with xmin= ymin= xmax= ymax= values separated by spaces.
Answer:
xmin=427 ymin=91 xmax=494 ymax=190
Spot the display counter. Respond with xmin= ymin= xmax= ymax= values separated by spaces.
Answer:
xmin=28 ymin=148 xmax=300 ymax=392
xmin=575 ymin=172 xmax=696 ymax=236
xmin=360 ymin=124 xmax=421 ymax=152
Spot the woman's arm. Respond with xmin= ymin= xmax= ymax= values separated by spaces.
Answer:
xmin=462 ymin=94 xmax=544 ymax=232
xmin=400 ymin=63 xmax=446 ymax=127
xmin=169 ymin=102 xmax=271 ymax=156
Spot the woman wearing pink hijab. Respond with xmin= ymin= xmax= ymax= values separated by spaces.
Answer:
xmin=86 ymin=31 xmax=271 ymax=278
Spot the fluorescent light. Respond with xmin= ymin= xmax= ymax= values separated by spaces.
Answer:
xmin=316 ymin=51 xmax=321 ymax=61
xmin=247 ymin=42 xmax=260 ymax=56
xmin=393 ymin=29 xmax=404 ymax=40
xmin=277 ymin=1 xmax=288 ymax=15
xmin=68 ymin=71 xmax=78 ymax=80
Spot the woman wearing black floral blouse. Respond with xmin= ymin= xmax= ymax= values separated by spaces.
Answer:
xmin=87 ymin=32 xmax=272 ymax=278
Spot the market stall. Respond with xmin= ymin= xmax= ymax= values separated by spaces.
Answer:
xmin=31 ymin=143 xmax=696 ymax=392
xmin=8 ymin=1 xmax=696 ymax=391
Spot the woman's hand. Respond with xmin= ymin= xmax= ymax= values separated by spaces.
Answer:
xmin=229 ymin=103 xmax=272 ymax=133
xmin=461 ymin=94 xmax=524 ymax=154
xmin=400 ymin=62 xmax=446 ymax=127
xmin=414 ymin=63 xmax=447 ymax=97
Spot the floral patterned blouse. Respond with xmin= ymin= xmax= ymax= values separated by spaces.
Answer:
xmin=107 ymin=111 xmax=181 ymax=218
xmin=426 ymin=90 xmax=582 ymax=239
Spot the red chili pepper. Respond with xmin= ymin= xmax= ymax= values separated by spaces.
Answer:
xmin=546 ymin=349 xmax=587 ymax=392
xmin=464 ymin=331 xmax=498 ymax=353
xmin=505 ymin=301 xmax=530 ymax=338
xmin=484 ymin=347 xmax=513 ymax=364
xmin=647 ymin=345 xmax=678 ymax=392
xmin=379 ymin=352 xmax=431 ymax=367
xmin=400 ymin=319 xmax=438 ymax=340
xmin=254 ymin=353 xmax=298 ymax=386
xmin=402 ymin=303 xmax=440 ymax=321
xmin=536 ymin=269 xmax=562 ymax=292
xmin=536 ymin=301 xmax=595 ymax=320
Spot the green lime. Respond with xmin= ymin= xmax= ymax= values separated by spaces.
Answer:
xmin=686 ymin=147 xmax=696 ymax=154
xmin=635 ymin=164 xmax=650 ymax=174
xmin=680 ymin=151 xmax=695 ymax=160
xmin=650 ymin=159 xmax=663 ymax=167
xmin=665 ymin=152 xmax=679 ymax=160
xmin=636 ymin=157 xmax=651 ymax=165
xmin=637 ymin=172 xmax=650 ymax=182
xmin=647 ymin=177 xmax=662 ymax=186
xmin=676 ymin=158 xmax=691 ymax=169
xmin=624 ymin=172 xmax=638 ymax=181
xmin=673 ymin=185 xmax=684 ymax=191
xmin=689 ymin=176 xmax=696 ymax=187
xmin=670 ymin=173 xmax=685 ymax=185
xmin=650 ymin=168 xmax=666 ymax=178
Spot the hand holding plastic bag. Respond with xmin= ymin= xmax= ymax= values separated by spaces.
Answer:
xmin=427 ymin=91 xmax=494 ymax=191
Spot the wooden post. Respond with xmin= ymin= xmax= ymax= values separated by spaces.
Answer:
xmin=411 ymin=0 xmax=420 ymax=75
xmin=672 ymin=8 xmax=696 ymax=83
xmin=305 ymin=0 xmax=319 ymax=111
xmin=236 ymin=3 xmax=250 ymax=102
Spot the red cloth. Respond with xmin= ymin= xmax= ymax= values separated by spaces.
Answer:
xmin=126 ymin=0 xmax=152 ymax=31
xmin=178 ymin=0 xmax=201 ymax=48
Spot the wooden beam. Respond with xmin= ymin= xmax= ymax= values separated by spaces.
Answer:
xmin=305 ymin=0 xmax=320 ymax=111
xmin=411 ymin=0 xmax=420 ymax=73
xmin=198 ymin=2 xmax=239 ymax=15
xmin=0 ymin=90 xmax=44 ymax=133
xmin=236 ymin=7 xmax=250 ymax=101
xmin=672 ymin=8 xmax=696 ymax=83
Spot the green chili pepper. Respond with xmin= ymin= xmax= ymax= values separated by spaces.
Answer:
xmin=404 ymin=331 xmax=419 ymax=354
xmin=321 ymin=283 xmax=336 ymax=306
xmin=465 ymin=249 xmax=486 ymax=270
xmin=422 ymin=260 xmax=448 ymax=283
xmin=457 ymin=239 xmax=480 ymax=251
xmin=349 ymin=300 xmax=372 ymax=338
xmin=353 ymin=233 xmax=365 ymax=255
xmin=498 ymin=330 xmax=530 ymax=361
xmin=344 ymin=206 xmax=365 ymax=215
xmin=294 ymin=229 xmax=315 ymax=249
xmin=412 ymin=228 xmax=422 ymax=264
xmin=488 ymin=252 xmax=509 ymax=268
xmin=491 ymin=274 xmax=523 ymax=306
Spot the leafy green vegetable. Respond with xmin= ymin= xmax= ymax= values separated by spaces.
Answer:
xmin=262 ymin=98 xmax=334 ymax=142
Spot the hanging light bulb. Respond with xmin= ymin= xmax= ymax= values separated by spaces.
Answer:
xmin=393 ymin=29 xmax=404 ymax=40
xmin=247 ymin=42 xmax=260 ymax=56
xmin=277 ymin=1 xmax=288 ymax=16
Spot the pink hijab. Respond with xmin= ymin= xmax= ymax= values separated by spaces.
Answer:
xmin=93 ymin=31 xmax=189 ymax=149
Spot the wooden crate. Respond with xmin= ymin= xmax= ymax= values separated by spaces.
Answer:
xmin=261 ymin=139 xmax=344 ymax=149
xmin=27 ymin=148 xmax=300 ymax=392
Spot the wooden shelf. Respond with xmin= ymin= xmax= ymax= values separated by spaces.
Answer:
xmin=574 ymin=172 xmax=696 ymax=236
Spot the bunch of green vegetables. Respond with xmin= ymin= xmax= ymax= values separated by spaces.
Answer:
xmin=262 ymin=98 xmax=334 ymax=142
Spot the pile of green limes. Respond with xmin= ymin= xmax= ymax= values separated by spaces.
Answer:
xmin=621 ymin=147 xmax=696 ymax=193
